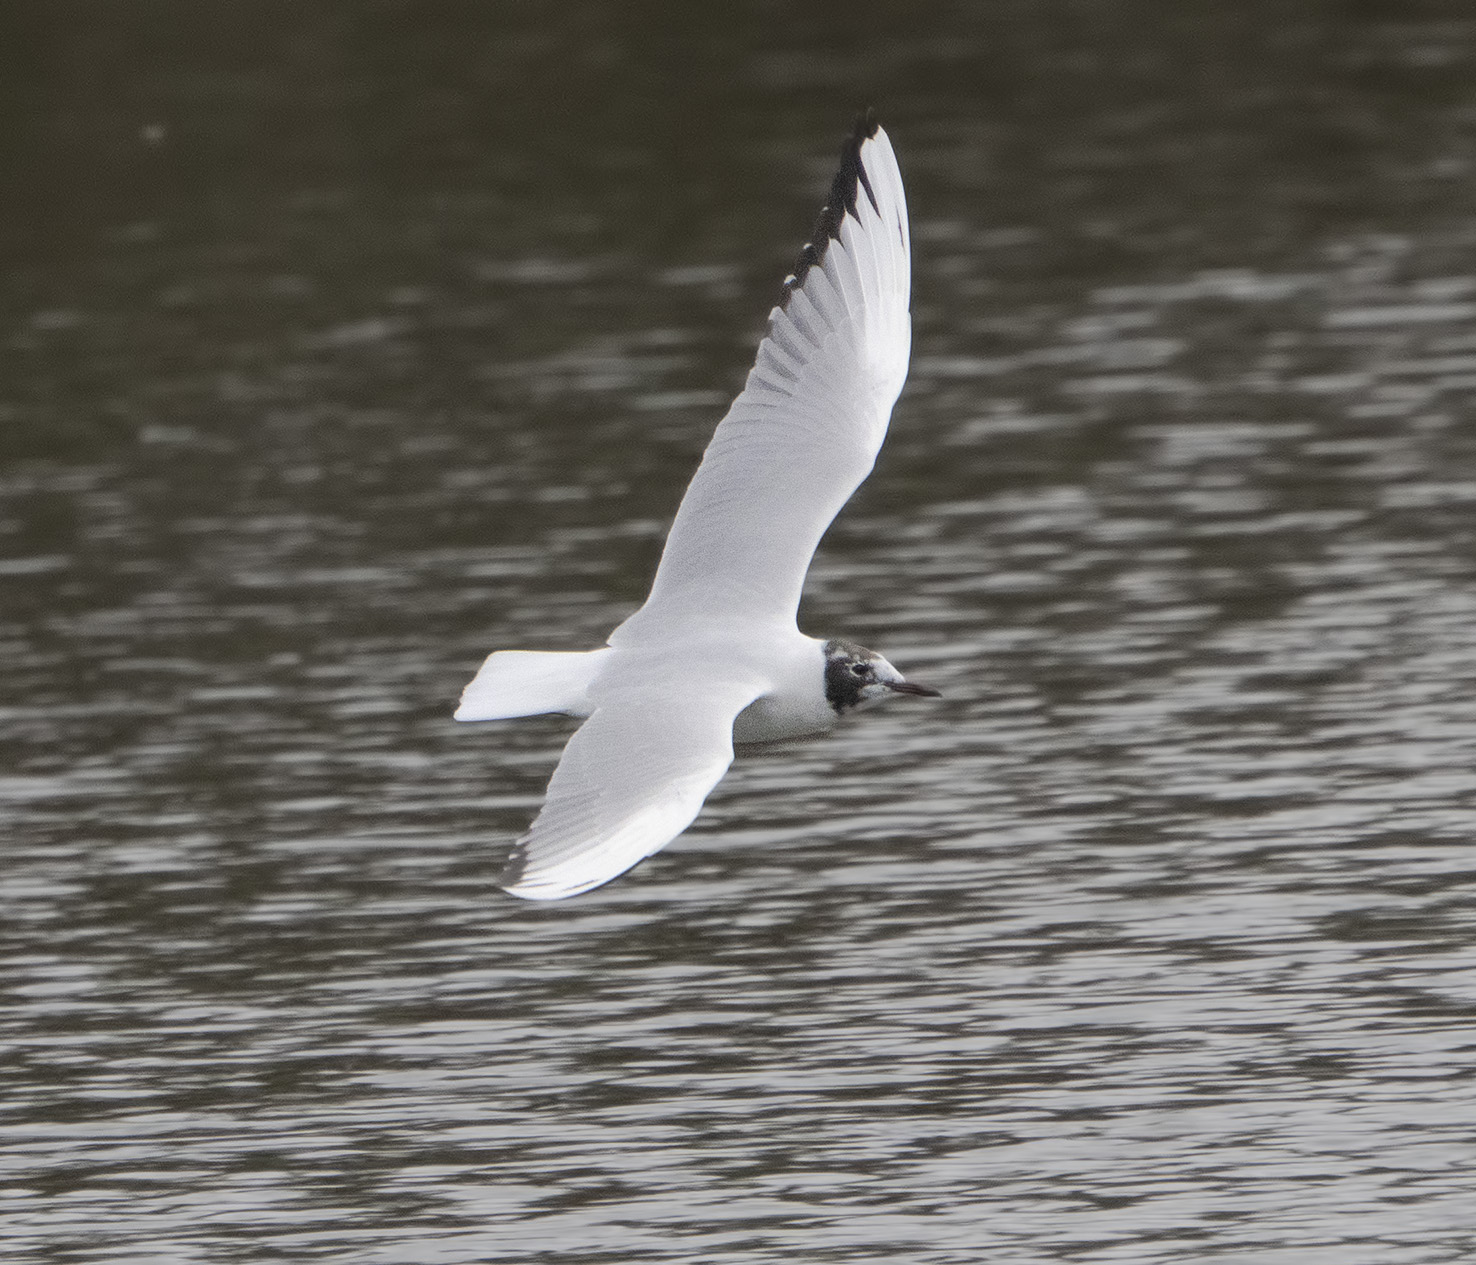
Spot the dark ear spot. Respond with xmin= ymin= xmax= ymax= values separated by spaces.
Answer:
xmin=825 ymin=654 xmax=866 ymax=713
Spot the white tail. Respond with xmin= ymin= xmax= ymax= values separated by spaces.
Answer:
xmin=455 ymin=648 xmax=612 ymax=722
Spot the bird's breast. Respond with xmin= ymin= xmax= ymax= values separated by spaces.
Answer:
xmin=732 ymin=689 xmax=835 ymax=744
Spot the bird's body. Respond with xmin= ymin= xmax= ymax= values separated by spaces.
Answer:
xmin=457 ymin=112 xmax=935 ymax=900
xmin=730 ymin=632 xmax=834 ymax=745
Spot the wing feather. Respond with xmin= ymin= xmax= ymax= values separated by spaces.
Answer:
xmin=499 ymin=675 xmax=764 ymax=900
xmin=611 ymin=113 xmax=911 ymax=644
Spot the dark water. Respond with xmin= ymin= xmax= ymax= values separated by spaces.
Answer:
xmin=4 ymin=4 xmax=1476 ymax=1261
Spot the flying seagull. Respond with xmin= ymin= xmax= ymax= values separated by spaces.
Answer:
xmin=457 ymin=111 xmax=935 ymax=900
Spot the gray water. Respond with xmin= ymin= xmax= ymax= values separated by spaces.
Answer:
xmin=4 ymin=5 xmax=1476 ymax=1262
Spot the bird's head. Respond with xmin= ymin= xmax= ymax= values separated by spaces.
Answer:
xmin=822 ymin=638 xmax=940 ymax=716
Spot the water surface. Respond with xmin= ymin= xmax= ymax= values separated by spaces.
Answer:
xmin=3 ymin=5 xmax=1476 ymax=1262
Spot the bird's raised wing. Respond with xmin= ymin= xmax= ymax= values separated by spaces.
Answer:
xmin=499 ymin=673 xmax=765 ymax=900
xmin=612 ymin=113 xmax=910 ymax=645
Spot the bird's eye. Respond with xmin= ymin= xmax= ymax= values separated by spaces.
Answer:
xmin=851 ymin=662 xmax=871 ymax=678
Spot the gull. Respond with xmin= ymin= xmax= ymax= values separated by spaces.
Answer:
xmin=457 ymin=111 xmax=936 ymax=900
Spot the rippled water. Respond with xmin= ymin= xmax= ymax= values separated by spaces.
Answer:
xmin=4 ymin=5 xmax=1476 ymax=1262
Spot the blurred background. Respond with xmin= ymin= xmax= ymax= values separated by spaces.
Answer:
xmin=3 ymin=2 xmax=1475 ymax=1262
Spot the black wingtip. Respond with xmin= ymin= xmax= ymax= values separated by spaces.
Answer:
xmin=496 ymin=839 xmax=529 ymax=890
xmin=779 ymin=109 xmax=884 ymax=310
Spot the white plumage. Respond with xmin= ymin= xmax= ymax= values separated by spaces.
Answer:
xmin=458 ymin=114 xmax=932 ymax=900
xmin=614 ymin=122 xmax=910 ymax=641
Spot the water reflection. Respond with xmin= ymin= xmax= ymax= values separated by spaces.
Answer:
xmin=5 ymin=4 xmax=1476 ymax=1262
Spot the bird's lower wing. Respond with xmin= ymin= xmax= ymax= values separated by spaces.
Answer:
xmin=499 ymin=677 xmax=765 ymax=900
xmin=612 ymin=115 xmax=911 ymax=642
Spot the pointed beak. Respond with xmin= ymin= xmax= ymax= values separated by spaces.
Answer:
xmin=886 ymin=679 xmax=941 ymax=698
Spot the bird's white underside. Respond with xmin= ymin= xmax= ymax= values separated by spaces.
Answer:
xmin=475 ymin=122 xmax=913 ymax=900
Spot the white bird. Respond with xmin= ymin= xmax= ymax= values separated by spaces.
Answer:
xmin=457 ymin=111 xmax=936 ymax=900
